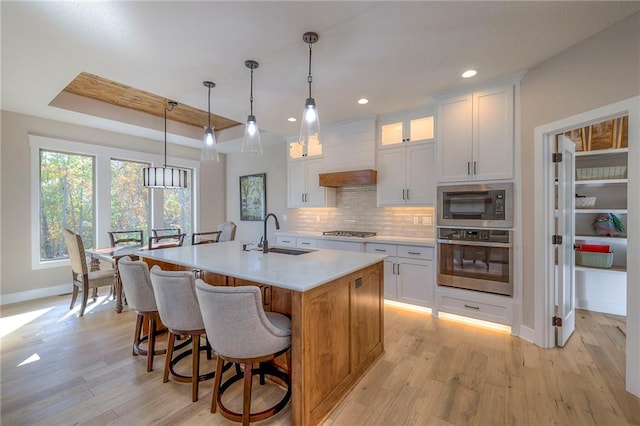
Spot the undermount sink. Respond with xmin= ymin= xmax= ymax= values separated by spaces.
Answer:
xmin=267 ymin=247 xmax=314 ymax=255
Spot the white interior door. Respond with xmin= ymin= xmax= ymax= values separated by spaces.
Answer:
xmin=556 ymin=135 xmax=576 ymax=347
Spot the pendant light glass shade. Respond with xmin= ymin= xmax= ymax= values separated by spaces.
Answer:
xmin=201 ymin=125 xmax=220 ymax=162
xmin=201 ymin=81 xmax=220 ymax=162
xmin=143 ymin=101 xmax=188 ymax=189
xmin=241 ymin=60 xmax=263 ymax=156
xmin=299 ymin=32 xmax=321 ymax=155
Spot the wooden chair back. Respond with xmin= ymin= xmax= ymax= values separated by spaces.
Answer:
xmin=108 ymin=230 xmax=144 ymax=247
xmin=191 ymin=231 xmax=222 ymax=245
xmin=148 ymin=233 xmax=185 ymax=250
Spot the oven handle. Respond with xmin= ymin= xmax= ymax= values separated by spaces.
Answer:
xmin=436 ymin=239 xmax=512 ymax=249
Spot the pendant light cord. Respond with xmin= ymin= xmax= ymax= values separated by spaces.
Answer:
xmin=207 ymin=85 xmax=212 ymax=128
xmin=250 ymin=67 xmax=254 ymax=116
xmin=164 ymin=101 xmax=176 ymax=167
xmin=307 ymin=42 xmax=313 ymax=99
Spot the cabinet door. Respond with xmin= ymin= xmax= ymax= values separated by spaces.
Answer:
xmin=408 ymin=115 xmax=434 ymax=144
xmin=377 ymin=147 xmax=406 ymax=206
xmin=473 ymin=86 xmax=514 ymax=181
xmin=276 ymin=236 xmax=296 ymax=246
xmin=380 ymin=120 xmax=405 ymax=146
xmin=296 ymin=237 xmax=317 ymax=248
xmin=304 ymin=158 xmax=327 ymax=207
xmin=383 ymin=258 xmax=397 ymax=300
xmin=397 ymin=259 xmax=433 ymax=307
xmin=437 ymin=94 xmax=473 ymax=182
xmin=287 ymin=160 xmax=307 ymax=207
xmin=406 ymin=142 xmax=436 ymax=205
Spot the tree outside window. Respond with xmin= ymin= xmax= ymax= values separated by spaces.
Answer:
xmin=111 ymin=159 xmax=150 ymax=238
xmin=39 ymin=150 xmax=94 ymax=261
xmin=162 ymin=168 xmax=193 ymax=237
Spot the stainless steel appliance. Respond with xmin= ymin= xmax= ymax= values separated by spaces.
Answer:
xmin=322 ymin=230 xmax=377 ymax=238
xmin=437 ymin=227 xmax=513 ymax=296
xmin=437 ymin=183 xmax=513 ymax=228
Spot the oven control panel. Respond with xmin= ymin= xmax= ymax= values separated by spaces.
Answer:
xmin=438 ymin=228 xmax=510 ymax=243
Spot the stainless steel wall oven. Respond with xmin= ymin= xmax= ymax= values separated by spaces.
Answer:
xmin=437 ymin=227 xmax=513 ymax=297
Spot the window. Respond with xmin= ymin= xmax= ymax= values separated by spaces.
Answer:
xmin=30 ymin=135 xmax=200 ymax=269
xmin=39 ymin=150 xmax=95 ymax=261
xmin=110 ymin=159 xmax=150 ymax=236
xmin=162 ymin=169 xmax=193 ymax=237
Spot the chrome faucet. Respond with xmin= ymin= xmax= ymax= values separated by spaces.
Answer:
xmin=263 ymin=213 xmax=280 ymax=253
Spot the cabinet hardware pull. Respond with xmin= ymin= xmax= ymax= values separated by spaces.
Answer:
xmin=408 ymin=251 xmax=421 ymax=255
xmin=397 ymin=264 xmax=400 ymax=275
xmin=375 ymin=249 xmax=386 ymax=252
xmin=282 ymin=240 xmax=290 ymax=243
xmin=464 ymin=304 xmax=480 ymax=310
xmin=402 ymin=189 xmax=406 ymax=200
xmin=301 ymin=242 xmax=310 ymax=245
xmin=406 ymin=189 xmax=410 ymax=199
xmin=467 ymin=162 xmax=471 ymax=175
xmin=473 ymin=161 xmax=477 ymax=175
xmin=392 ymin=263 xmax=396 ymax=274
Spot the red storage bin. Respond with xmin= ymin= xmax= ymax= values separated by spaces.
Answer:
xmin=575 ymin=243 xmax=610 ymax=253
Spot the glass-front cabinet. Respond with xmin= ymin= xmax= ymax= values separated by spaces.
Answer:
xmin=288 ymin=138 xmax=322 ymax=160
xmin=379 ymin=109 xmax=434 ymax=147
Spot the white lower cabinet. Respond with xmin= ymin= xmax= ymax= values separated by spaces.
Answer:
xmin=276 ymin=236 xmax=296 ymax=247
xmin=434 ymin=287 xmax=513 ymax=325
xmin=366 ymin=243 xmax=434 ymax=307
xmin=316 ymin=239 xmax=364 ymax=252
xmin=275 ymin=236 xmax=318 ymax=249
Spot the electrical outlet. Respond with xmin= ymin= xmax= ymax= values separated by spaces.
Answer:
xmin=413 ymin=216 xmax=419 ymax=225
xmin=282 ymin=214 xmax=287 ymax=221
xmin=423 ymin=216 xmax=432 ymax=225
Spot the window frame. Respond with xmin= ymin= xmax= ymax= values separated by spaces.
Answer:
xmin=30 ymin=135 xmax=200 ymax=269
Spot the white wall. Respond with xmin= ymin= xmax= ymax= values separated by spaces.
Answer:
xmin=225 ymin=143 xmax=289 ymax=245
xmin=0 ymin=110 xmax=225 ymax=301
xmin=520 ymin=12 xmax=640 ymax=328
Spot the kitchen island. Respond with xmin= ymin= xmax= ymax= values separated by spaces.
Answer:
xmin=139 ymin=241 xmax=386 ymax=426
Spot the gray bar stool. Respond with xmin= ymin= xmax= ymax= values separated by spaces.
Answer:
xmin=195 ymin=281 xmax=291 ymax=425
xmin=118 ymin=256 xmax=166 ymax=372
xmin=150 ymin=266 xmax=218 ymax=402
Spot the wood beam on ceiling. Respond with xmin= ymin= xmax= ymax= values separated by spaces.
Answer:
xmin=62 ymin=72 xmax=241 ymax=131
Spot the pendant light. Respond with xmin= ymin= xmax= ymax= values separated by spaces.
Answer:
xmin=241 ymin=60 xmax=263 ymax=156
xmin=299 ymin=31 xmax=321 ymax=155
xmin=142 ymin=101 xmax=188 ymax=189
xmin=201 ymin=80 xmax=220 ymax=162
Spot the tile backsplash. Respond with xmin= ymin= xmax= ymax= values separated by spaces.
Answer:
xmin=294 ymin=186 xmax=435 ymax=238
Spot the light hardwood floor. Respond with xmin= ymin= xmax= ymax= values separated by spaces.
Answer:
xmin=1 ymin=291 xmax=638 ymax=425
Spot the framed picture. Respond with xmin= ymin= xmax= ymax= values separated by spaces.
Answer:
xmin=239 ymin=173 xmax=266 ymax=221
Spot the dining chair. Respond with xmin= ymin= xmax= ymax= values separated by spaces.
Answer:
xmin=108 ymin=230 xmax=144 ymax=247
xmin=62 ymin=229 xmax=115 ymax=317
xmin=195 ymin=282 xmax=291 ymax=425
xmin=152 ymin=228 xmax=181 ymax=239
xmin=191 ymin=231 xmax=222 ymax=245
xmin=216 ymin=221 xmax=237 ymax=242
xmin=148 ymin=233 xmax=185 ymax=250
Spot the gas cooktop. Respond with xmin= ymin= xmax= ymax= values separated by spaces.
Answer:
xmin=322 ymin=230 xmax=377 ymax=238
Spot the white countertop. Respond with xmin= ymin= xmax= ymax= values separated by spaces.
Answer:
xmin=139 ymin=240 xmax=387 ymax=292
xmin=274 ymin=230 xmax=435 ymax=247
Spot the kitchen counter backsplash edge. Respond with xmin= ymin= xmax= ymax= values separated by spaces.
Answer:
xmin=275 ymin=231 xmax=435 ymax=247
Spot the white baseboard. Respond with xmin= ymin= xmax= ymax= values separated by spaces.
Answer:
xmin=0 ymin=283 xmax=71 ymax=306
xmin=577 ymin=300 xmax=627 ymax=316
xmin=518 ymin=324 xmax=536 ymax=344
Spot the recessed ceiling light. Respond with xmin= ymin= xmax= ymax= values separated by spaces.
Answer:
xmin=462 ymin=69 xmax=478 ymax=78
xmin=288 ymin=117 xmax=297 ymax=122
xmin=357 ymin=98 xmax=369 ymax=105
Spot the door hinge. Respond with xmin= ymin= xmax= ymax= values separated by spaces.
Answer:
xmin=552 ymin=152 xmax=563 ymax=163
xmin=552 ymin=316 xmax=563 ymax=327
xmin=552 ymin=235 xmax=563 ymax=245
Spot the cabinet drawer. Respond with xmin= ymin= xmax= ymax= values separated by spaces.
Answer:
xmin=296 ymin=238 xmax=317 ymax=248
xmin=397 ymin=245 xmax=432 ymax=260
xmin=438 ymin=294 xmax=511 ymax=325
xmin=366 ymin=243 xmax=397 ymax=256
xmin=276 ymin=236 xmax=296 ymax=246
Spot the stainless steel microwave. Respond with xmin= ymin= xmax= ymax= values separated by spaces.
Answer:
xmin=437 ymin=183 xmax=513 ymax=228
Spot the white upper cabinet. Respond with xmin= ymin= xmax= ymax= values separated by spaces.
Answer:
xmin=379 ymin=110 xmax=434 ymax=148
xmin=437 ymin=84 xmax=515 ymax=182
xmin=378 ymin=141 xmax=435 ymax=206
xmin=287 ymin=157 xmax=336 ymax=208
